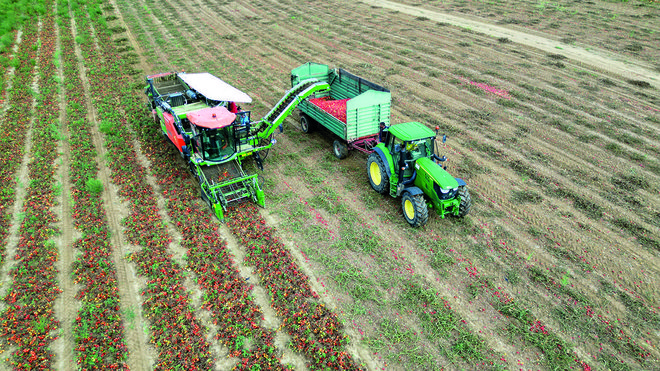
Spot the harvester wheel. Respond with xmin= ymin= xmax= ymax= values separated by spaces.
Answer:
xmin=457 ymin=185 xmax=472 ymax=217
xmin=367 ymin=153 xmax=389 ymax=194
xmin=401 ymin=191 xmax=429 ymax=228
xmin=300 ymin=115 xmax=313 ymax=133
xmin=333 ymin=140 xmax=349 ymax=159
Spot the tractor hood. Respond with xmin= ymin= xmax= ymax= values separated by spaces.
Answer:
xmin=415 ymin=157 xmax=459 ymax=189
xmin=187 ymin=106 xmax=236 ymax=129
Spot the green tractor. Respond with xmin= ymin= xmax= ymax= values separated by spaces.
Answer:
xmin=367 ymin=122 xmax=471 ymax=227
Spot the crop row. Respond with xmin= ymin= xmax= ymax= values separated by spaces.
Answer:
xmin=0 ymin=2 xmax=64 ymax=369
xmin=0 ymin=5 xmax=35 ymax=278
xmin=57 ymin=0 xmax=131 ymax=367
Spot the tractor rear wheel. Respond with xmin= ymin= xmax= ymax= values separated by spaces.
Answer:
xmin=300 ymin=115 xmax=313 ymax=133
xmin=333 ymin=140 xmax=349 ymax=159
xmin=457 ymin=185 xmax=472 ymax=217
xmin=402 ymin=191 xmax=429 ymax=228
xmin=367 ymin=152 xmax=389 ymax=194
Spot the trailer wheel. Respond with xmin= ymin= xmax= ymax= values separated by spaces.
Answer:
xmin=333 ymin=140 xmax=348 ymax=159
xmin=300 ymin=115 xmax=313 ymax=133
xmin=457 ymin=185 xmax=472 ymax=217
xmin=367 ymin=152 xmax=389 ymax=194
xmin=402 ymin=191 xmax=429 ymax=228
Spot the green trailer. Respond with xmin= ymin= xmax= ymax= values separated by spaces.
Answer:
xmin=291 ymin=62 xmax=391 ymax=159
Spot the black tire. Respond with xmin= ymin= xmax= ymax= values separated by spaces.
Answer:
xmin=401 ymin=191 xmax=429 ymax=228
xmin=300 ymin=115 xmax=313 ymax=133
xmin=333 ymin=140 xmax=349 ymax=159
xmin=367 ymin=153 xmax=389 ymax=194
xmin=457 ymin=185 xmax=472 ymax=217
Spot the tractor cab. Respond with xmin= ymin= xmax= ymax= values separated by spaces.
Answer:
xmin=383 ymin=122 xmax=436 ymax=181
xmin=187 ymin=106 xmax=237 ymax=163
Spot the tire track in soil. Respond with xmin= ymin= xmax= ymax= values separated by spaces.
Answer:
xmin=107 ymin=0 xmax=150 ymax=74
xmin=69 ymin=14 xmax=154 ymax=370
xmin=360 ymin=0 xmax=660 ymax=89
xmin=0 ymin=30 xmax=21 ymax=116
xmin=218 ymin=224 xmax=309 ymax=370
xmin=52 ymin=1 xmax=81 ymax=367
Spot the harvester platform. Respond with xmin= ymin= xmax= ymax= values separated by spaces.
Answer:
xmin=201 ymin=160 xmax=254 ymax=205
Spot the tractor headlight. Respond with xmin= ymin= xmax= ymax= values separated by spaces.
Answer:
xmin=435 ymin=184 xmax=458 ymax=200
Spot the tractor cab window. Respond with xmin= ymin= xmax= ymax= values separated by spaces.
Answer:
xmin=235 ymin=111 xmax=251 ymax=127
xmin=234 ymin=111 xmax=251 ymax=142
xmin=387 ymin=135 xmax=402 ymax=153
xmin=406 ymin=138 xmax=433 ymax=161
xmin=200 ymin=127 xmax=235 ymax=161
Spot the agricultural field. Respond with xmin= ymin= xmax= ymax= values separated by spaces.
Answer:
xmin=0 ymin=0 xmax=659 ymax=370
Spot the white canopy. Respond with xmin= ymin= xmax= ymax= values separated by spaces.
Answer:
xmin=179 ymin=72 xmax=252 ymax=103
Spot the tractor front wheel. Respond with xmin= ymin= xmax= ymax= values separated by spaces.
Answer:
xmin=333 ymin=140 xmax=349 ymax=159
xmin=367 ymin=153 xmax=389 ymax=194
xmin=402 ymin=191 xmax=429 ymax=228
xmin=457 ymin=185 xmax=472 ymax=217
xmin=300 ymin=115 xmax=313 ymax=133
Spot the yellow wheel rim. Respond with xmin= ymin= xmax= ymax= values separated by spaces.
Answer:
xmin=370 ymin=162 xmax=381 ymax=186
xmin=404 ymin=199 xmax=415 ymax=220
